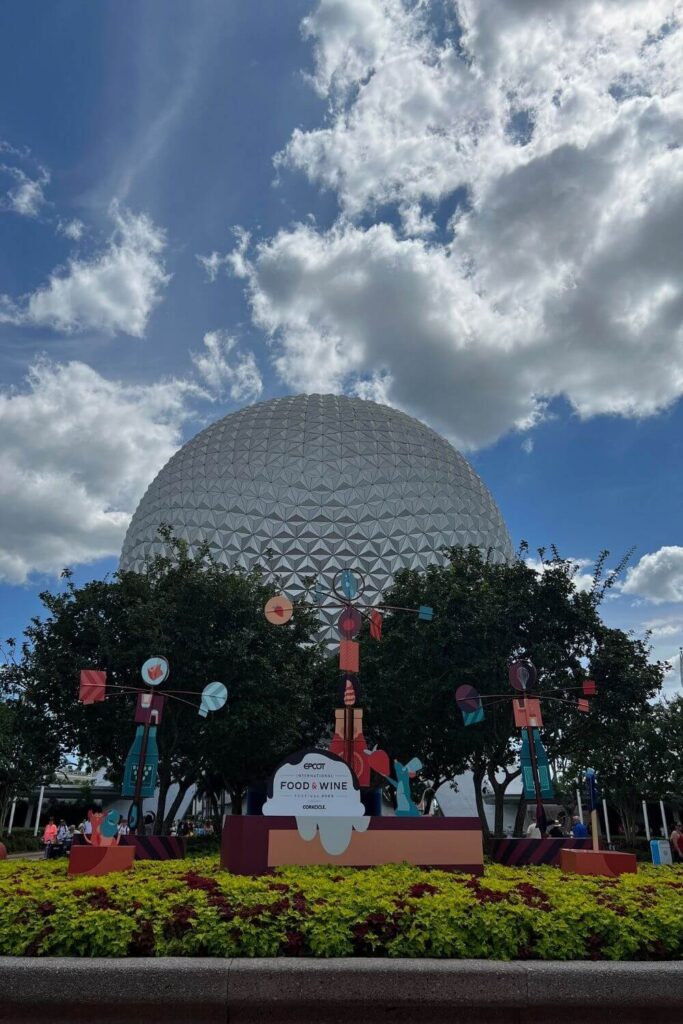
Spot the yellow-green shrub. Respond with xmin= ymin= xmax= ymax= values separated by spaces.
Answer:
xmin=0 ymin=859 xmax=681 ymax=960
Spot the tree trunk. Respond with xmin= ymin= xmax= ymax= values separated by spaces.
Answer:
xmin=229 ymin=786 xmax=244 ymax=815
xmin=513 ymin=793 xmax=527 ymax=836
xmin=616 ymin=800 xmax=638 ymax=846
xmin=209 ymin=790 xmax=221 ymax=836
xmin=486 ymin=765 xmax=521 ymax=837
xmin=472 ymin=763 xmax=490 ymax=839
xmin=0 ymin=791 xmax=9 ymax=835
xmin=162 ymin=778 xmax=193 ymax=834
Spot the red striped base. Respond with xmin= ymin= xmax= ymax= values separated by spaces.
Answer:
xmin=490 ymin=837 xmax=593 ymax=866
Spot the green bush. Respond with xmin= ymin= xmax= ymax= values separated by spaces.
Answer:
xmin=185 ymin=834 xmax=220 ymax=858
xmin=0 ymin=859 xmax=681 ymax=960
xmin=0 ymin=828 xmax=42 ymax=854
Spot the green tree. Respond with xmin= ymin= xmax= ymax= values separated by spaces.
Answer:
xmin=559 ymin=681 xmax=678 ymax=843
xmin=8 ymin=534 xmax=329 ymax=831
xmin=358 ymin=545 xmax=663 ymax=837
xmin=1 ymin=649 xmax=62 ymax=834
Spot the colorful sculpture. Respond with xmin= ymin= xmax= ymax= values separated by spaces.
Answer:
xmin=265 ymin=568 xmax=433 ymax=811
xmin=389 ymin=758 xmax=423 ymax=816
xmin=78 ymin=657 xmax=228 ymax=836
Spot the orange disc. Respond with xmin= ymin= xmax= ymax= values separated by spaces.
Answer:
xmin=264 ymin=595 xmax=293 ymax=625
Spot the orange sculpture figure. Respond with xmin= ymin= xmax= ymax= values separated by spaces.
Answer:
xmin=68 ymin=808 xmax=135 ymax=877
xmin=86 ymin=809 xmax=120 ymax=846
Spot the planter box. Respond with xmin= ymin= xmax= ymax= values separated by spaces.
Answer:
xmin=221 ymin=815 xmax=483 ymax=875
xmin=67 ymin=845 xmax=135 ymax=877
xmin=560 ymin=848 xmax=638 ymax=876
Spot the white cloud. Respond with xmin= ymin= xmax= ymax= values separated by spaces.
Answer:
xmin=521 ymin=437 xmax=534 ymax=455
xmin=233 ymin=0 xmax=683 ymax=447
xmin=231 ymin=221 xmax=543 ymax=448
xmin=57 ymin=218 xmax=85 ymax=241
xmin=0 ymin=164 xmax=49 ymax=217
xmin=196 ymin=251 xmax=231 ymax=282
xmin=1 ymin=204 xmax=170 ymax=337
xmin=623 ymin=546 xmax=683 ymax=602
xmin=0 ymin=359 xmax=197 ymax=584
xmin=642 ymin=617 xmax=683 ymax=638
xmin=191 ymin=330 xmax=263 ymax=401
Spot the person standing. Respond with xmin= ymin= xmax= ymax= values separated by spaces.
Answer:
xmin=56 ymin=820 xmax=69 ymax=853
xmin=42 ymin=817 xmax=57 ymax=858
xmin=670 ymin=821 xmax=683 ymax=863
xmin=571 ymin=815 xmax=588 ymax=838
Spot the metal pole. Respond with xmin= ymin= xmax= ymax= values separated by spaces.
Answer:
xmin=344 ymin=705 xmax=353 ymax=771
xmin=33 ymin=784 xmax=45 ymax=837
xmin=7 ymin=797 xmax=17 ymax=835
xmin=642 ymin=800 xmax=651 ymax=842
xmin=659 ymin=799 xmax=668 ymax=838
xmin=576 ymin=787 xmax=583 ymax=824
xmin=602 ymin=798 xmax=611 ymax=845
xmin=526 ymin=725 xmax=545 ymax=834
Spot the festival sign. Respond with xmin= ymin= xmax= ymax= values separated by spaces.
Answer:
xmin=263 ymin=749 xmax=366 ymax=818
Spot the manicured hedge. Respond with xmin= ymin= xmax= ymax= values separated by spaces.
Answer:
xmin=0 ymin=828 xmax=42 ymax=854
xmin=0 ymin=858 xmax=681 ymax=960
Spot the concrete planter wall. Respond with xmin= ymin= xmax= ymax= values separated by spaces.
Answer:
xmin=1 ymin=957 xmax=681 ymax=1024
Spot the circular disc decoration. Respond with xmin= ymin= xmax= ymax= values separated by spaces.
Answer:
xmin=332 ymin=568 xmax=366 ymax=602
xmin=338 ymin=606 xmax=362 ymax=638
xmin=199 ymin=681 xmax=228 ymax=718
xmin=127 ymin=801 xmax=140 ymax=832
xmin=455 ymin=684 xmax=481 ymax=712
xmin=264 ymin=595 xmax=293 ymax=624
xmin=141 ymin=656 xmax=169 ymax=687
xmin=509 ymin=660 xmax=537 ymax=692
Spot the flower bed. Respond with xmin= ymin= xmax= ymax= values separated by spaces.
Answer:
xmin=0 ymin=858 xmax=681 ymax=960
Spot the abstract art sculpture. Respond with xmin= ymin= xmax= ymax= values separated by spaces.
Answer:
xmin=221 ymin=567 xmax=484 ymax=874
xmin=73 ymin=658 xmax=227 ymax=875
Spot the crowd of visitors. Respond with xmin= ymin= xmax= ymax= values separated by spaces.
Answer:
xmin=37 ymin=809 xmax=683 ymax=862
xmin=40 ymin=814 xmax=215 ymax=855
xmin=169 ymin=819 xmax=214 ymax=838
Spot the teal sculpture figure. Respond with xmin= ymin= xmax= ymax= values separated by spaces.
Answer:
xmin=387 ymin=757 xmax=423 ymax=816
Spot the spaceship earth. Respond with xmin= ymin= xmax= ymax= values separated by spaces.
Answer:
xmin=120 ymin=394 xmax=514 ymax=610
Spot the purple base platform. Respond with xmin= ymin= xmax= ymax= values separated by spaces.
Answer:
xmin=119 ymin=836 xmax=186 ymax=860
xmin=490 ymin=836 xmax=593 ymax=866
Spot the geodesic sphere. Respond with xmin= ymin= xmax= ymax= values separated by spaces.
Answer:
xmin=119 ymin=394 xmax=513 ymax=612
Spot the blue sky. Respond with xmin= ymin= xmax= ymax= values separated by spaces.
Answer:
xmin=1 ymin=0 xmax=682 ymax=693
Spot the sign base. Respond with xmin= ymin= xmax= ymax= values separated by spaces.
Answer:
xmin=221 ymin=815 xmax=483 ymax=875
xmin=120 ymin=835 xmax=186 ymax=860
xmin=560 ymin=848 xmax=638 ymax=877
xmin=68 ymin=845 xmax=136 ymax=877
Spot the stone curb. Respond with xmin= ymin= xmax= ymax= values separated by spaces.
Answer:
xmin=0 ymin=957 xmax=681 ymax=1023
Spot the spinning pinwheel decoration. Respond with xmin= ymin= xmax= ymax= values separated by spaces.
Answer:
xmin=455 ymin=661 xmax=598 ymax=835
xmin=79 ymin=661 xmax=227 ymax=833
xmin=265 ymin=568 xmax=432 ymax=813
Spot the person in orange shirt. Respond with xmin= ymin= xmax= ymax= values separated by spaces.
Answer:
xmin=42 ymin=817 xmax=57 ymax=858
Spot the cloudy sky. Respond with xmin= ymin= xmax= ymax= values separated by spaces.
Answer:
xmin=1 ymin=0 xmax=682 ymax=691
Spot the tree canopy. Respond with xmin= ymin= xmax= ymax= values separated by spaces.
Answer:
xmin=4 ymin=534 xmax=331 ymax=829
xmin=357 ymin=545 xmax=665 ymax=835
